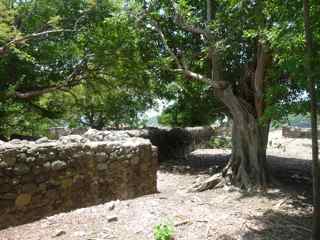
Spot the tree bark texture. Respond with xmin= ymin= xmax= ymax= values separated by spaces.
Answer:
xmin=216 ymin=87 xmax=270 ymax=189
xmin=303 ymin=0 xmax=320 ymax=239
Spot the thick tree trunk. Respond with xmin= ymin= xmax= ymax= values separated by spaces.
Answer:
xmin=216 ymin=86 xmax=270 ymax=190
xmin=189 ymin=105 xmax=270 ymax=192
xmin=303 ymin=0 xmax=320 ymax=239
xmin=226 ymin=113 xmax=269 ymax=189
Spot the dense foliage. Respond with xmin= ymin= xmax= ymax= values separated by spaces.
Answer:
xmin=0 ymin=0 xmax=160 ymax=138
xmin=158 ymin=80 xmax=225 ymax=127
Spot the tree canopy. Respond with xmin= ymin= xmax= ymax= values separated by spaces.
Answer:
xmin=0 ymin=0 xmax=162 ymax=138
xmin=1 ymin=0 xmax=319 ymax=187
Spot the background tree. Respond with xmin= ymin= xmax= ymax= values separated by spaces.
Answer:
xmin=0 ymin=0 xmax=160 ymax=137
xmin=303 ymin=0 xmax=320 ymax=238
xmin=158 ymin=79 xmax=226 ymax=127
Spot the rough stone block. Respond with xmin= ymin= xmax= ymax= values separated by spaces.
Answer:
xmin=15 ymin=194 xmax=32 ymax=208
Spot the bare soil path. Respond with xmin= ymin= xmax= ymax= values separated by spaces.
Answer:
xmin=0 ymin=168 xmax=312 ymax=240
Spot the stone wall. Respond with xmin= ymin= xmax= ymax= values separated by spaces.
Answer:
xmin=187 ymin=149 xmax=230 ymax=169
xmin=0 ymin=133 xmax=157 ymax=229
xmin=282 ymin=126 xmax=319 ymax=138
xmin=140 ymin=127 xmax=214 ymax=162
xmin=48 ymin=127 xmax=88 ymax=139
xmin=50 ymin=126 xmax=214 ymax=162
xmin=94 ymin=127 xmax=214 ymax=162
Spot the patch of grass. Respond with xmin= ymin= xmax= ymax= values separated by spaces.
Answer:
xmin=154 ymin=223 xmax=174 ymax=240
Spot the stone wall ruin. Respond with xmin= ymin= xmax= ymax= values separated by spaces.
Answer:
xmin=140 ymin=127 xmax=214 ymax=161
xmin=0 ymin=126 xmax=213 ymax=229
xmin=282 ymin=126 xmax=319 ymax=139
xmin=0 ymin=132 xmax=158 ymax=229
xmin=49 ymin=126 xmax=214 ymax=162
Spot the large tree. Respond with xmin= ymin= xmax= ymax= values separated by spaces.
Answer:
xmin=137 ymin=0 xmax=308 ymax=189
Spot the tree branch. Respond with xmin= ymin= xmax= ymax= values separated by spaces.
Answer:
xmin=149 ymin=16 xmax=227 ymax=89
xmin=174 ymin=68 xmax=210 ymax=83
xmin=14 ymin=55 xmax=91 ymax=100
xmin=0 ymin=29 xmax=76 ymax=56
xmin=254 ymin=42 xmax=271 ymax=117
xmin=138 ymin=2 xmax=227 ymax=89
xmin=169 ymin=0 xmax=210 ymax=37
xmin=169 ymin=0 xmax=222 ymax=83
xmin=14 ymin=79 xmax=81 ymax=100
xmin=15 ymin=86 xmax=62 ymax=99
xmin=151 ymin=21 xmax=183 ymax=69
xmin=151 ymin=21 xmax=221 ymax=87
xmin=206 ymin=0 xmax=221 ymax=83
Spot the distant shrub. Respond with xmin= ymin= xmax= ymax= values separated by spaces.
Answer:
xmin=208 ymin=136 xmax=232 ymax=149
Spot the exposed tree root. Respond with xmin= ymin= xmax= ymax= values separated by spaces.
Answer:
xmin=188 ymin=172 xmax=283 ymax=193
xmin=188 ymin=173 xmax=229 ymax=192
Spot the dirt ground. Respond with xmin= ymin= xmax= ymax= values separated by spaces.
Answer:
xmin=267 ymin=129 xmax=315 ymax=160
xmin=0 ymin=170 xmax=313 ymax=240
xmin=0 ymin=130 xmax=314 ymax=240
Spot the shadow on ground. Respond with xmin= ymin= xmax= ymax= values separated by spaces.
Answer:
xmin=214 ymin=209 xmax=312 ymax=240
xmin=241 ymin=209 xmax=312 ymax=240
xmin=161 ymin=153 xmax=313 ymax=185
xmin=160 ymin=153 xmax=313 ymax=204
